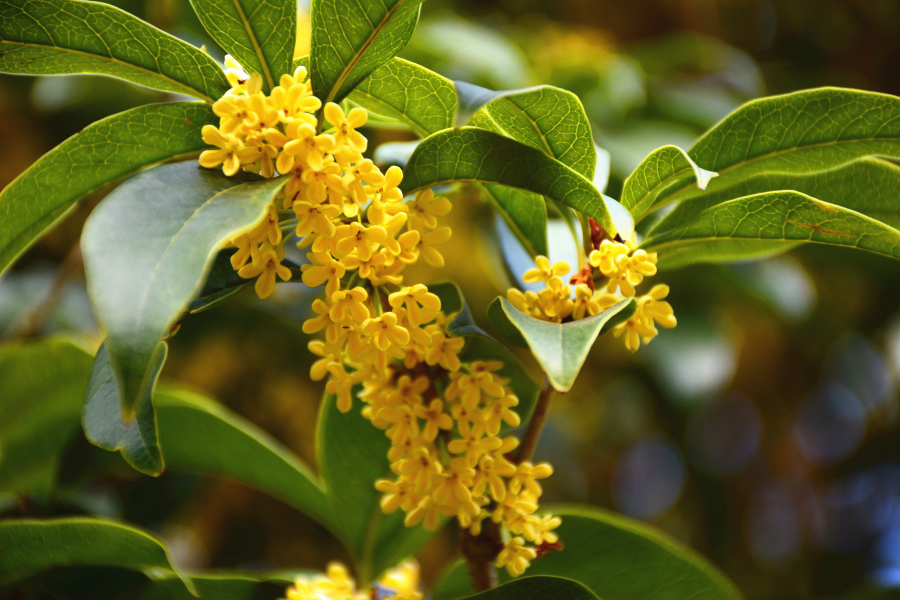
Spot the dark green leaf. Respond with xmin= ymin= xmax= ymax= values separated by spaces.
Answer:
xmin=0 ymin=103 xmax=216 ymax=276
xmin=137 ymin=572 xmax=293 ymax=600
xmin=0 ymin=518 xmax=194 ymax=594
xmin=188 ymin=251 xmax=303 ymax=314
xmin=619 ymin=145 xmax=718 ymax=220
xmin=641 ymin=190 xmax=900 ymax=269
xmin=189 ymin=0 xmax=295 ymax=92
xmin=0 ymin=338 xmax=92 ymax=495
xmin=310 ymin=0 xmax=425 ymax=104
xmin=81 ymin=162 xmax=283 ymax=420
xmin=156 ymin=386 xmax=336 ymax=532
xmin=466 ymin=576 xmax=599 ymax=600
xmin=0 ymin=0 xmax=229 ymax=101
xmin=645 ymin=88 xmax=900 ymax=223
xmin=469 ymin=85 xmax=596 ymax=180
xmin=83 ymin=342 xmax=167 ymax=475
xmin=488 ymin=296 xmax=636 ymax=393
xmin=403 ymin=128 xmax=617 ymax=235
xmin=432 ymin=506 xmax=740 ymax=600
xmin=349 ymin=58 xmax=457 ymax=137
xmin=653 ymin=156 xmax=900 ymax=235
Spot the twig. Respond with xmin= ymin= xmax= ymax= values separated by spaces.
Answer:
xmin=516 ymin=375 xmax=555 ymax=464
xmin=459 ymin=520 xmax=503 ymax=592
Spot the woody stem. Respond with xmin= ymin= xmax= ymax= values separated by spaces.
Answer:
xmin=517 ymin=375 xmax=555 ymax=464
xmin=459 ymin=519 xmax=502 ymax=592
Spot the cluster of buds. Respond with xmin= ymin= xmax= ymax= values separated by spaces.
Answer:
xmin=506 ymin=220 xmax=677 ymax=352
xmin=282 ymin=560 xmax=423 ymax=600
xmin=203 ymin=56 xmax=559 ymax=579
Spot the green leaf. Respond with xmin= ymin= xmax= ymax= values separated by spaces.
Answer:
xmin=189 ymin=0 xmax=295 ymax=92
xmin=432 ymin=506 xmax=740 ymax=600
xmin=402 ymin=128 xmax=616 ymax=235
xmin=316 ymin=389 xmax=434 ymax=585
xmin=619 ymin=145 xmax=718 ymax=221
xmin=645 ymin=88 xmax=900 ymax=222
xmin=641 ymin=190 xmax=900 ymax=269
xmin=0 ymin=0 xmax=229 ymax=102
xmin=487 ymin=296 xmax=636 ymax=393
xmin=476 ymin=183 xmax=547 ymax=258
xmin=469 ymin=85 xmax=597 ymax=180
xmin=0 ymin=518 xmax=194 ymax=595
xmin=309 ymin=0 xmax=425 ymax=104
xmin=137 ymin=572 xmax=294 ymax=600
xmin=81 ymin=162 xmax=283 ymax=421
xmin=349 ymin=58 xmax=457 ymax=137
xmin=0 ymin=338 xmax=93 ymax=495
xmin=465 ymin=576 xmax=599 ymax=600
xmin=156 ymin=386 xmax=336 ymax=532
xmin=188 ymin=250 xmax=303 ymax=314
xmin=83 ymin=341 xmax=167 ymax=475
xmin=653 ymin=156 xmax=900 ymax=235
xmin=0 ymin=102 xmax=216 ymax=276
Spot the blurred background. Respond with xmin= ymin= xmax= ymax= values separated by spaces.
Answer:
xmin=3 ymin=0 xmax=900 ymax=598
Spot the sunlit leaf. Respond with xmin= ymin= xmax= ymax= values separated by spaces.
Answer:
xmin=0 ymin=518 xmax=194 ymax=595
xmin=0 ymin=0 xmax=229 ymax=102
xmin=642 ymin=190 xmax=900 ymax=269
xmin=487 ymin=296 xmax=635 ymax=393
xmin=81 ymin=162 xmax=283 ymax=421
xmin=403 ymin=128 xmax=616 ymax=234
xmin=0 ymin=103 xmax=216 ymax=276
xmin=0 ymin=338 xmax=92 ymax=495
xmin=83 ymin=342 xmax=167 ymax=475
xmin=156 ymin=386 xmax=336 ymax=531
xmin=432 ymin=506 xmax=740 ymax=600
xmin=476 ymin=184 xmax=547 ymax=258
xmin=619 ymin=145 xmax=718 ymax=221
xmin=189 ymin=0 xmax=295 ymax=92
xmin=310 ymin=0 xmax=425 ymax=104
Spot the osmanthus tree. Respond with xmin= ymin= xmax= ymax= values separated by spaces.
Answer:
xmin=1 ymin=0 xmax=900 ymax=597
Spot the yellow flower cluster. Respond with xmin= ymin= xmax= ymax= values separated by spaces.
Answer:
xmin=203 ymin=56 xmax=559 ymax=578
xmin=282 ymin=560 xmax=423 ymax=600
xmin=506 ymin=232 xmax=677 ymax=352
xmin=199 ymin=56 xmax=451 ymax=299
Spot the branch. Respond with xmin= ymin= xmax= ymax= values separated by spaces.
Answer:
xmin=517 ymin=375 xmax=555 ymax=464
xmin=459 ymin=520 xmax=503 ymax=592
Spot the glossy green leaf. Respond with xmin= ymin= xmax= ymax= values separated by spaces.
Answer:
xmin=469 ymin=85 xmax=596 ymax=179
xmin=137 ymin=572 xmax=293 ymax=600
xmin=316 ymin=390 xmax=434 ymax=585
xmin=488 ymin=296 xmax=636 ymax=393
xmin=189 ymin=0 xmax=295 ymax=92
xmin=0 ymin=102 xmax=216 ymax=276
xmin=156 ymin=386 xmax=336 ymax=531
xmin=642 ymin=190 xmax=900 ymax=269
xmin=467 ymin=576 xmax=599 ymax=600
xmin=476 ymin=183 xmax=547 ymax=258
xmin=83 ymin=342 xmax=167 ymax=475
xmin=349 ymin=58 xmax=457 ymax=137
xmin=0 ymin=0 xmax=229 ymax=102
xmin=646 ymin=88 xmax=900 ymax=222
xmin=619 ymin=145 xmax=718 ymax=220
xmin=432 ymin=506 xmax=740 ymax=600
xmin=310 ymin=0 xmax=425 ymax=104
xmin=0 ymin=518 xmax=193 ymax=594
xmin=81 ymin=162 xmax=283 ymax=420
xmin=403 ymin=128 xmax=616 ymax=234
xmin=0 ymin=338 xmax=92 ymax=495
xmin=653 ymin=156 xmax=900 ymax=234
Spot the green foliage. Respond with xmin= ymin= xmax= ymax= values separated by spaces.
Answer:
xmin=403 ymin=128 xmax=616 ymax=235
xmin=136 ymin=573 xmax=294 ymax=600
xmin=156 ymin=386 xmax=336 ymax=531
xmin=189 ymin=250 xmax=303 ymax=313
xmin=83 ymin=341 xmax=167 ymax=475
xmin=641 ymin=190 xmax=900 ymax=269
xmin=433 ymin=506 xmax=740 ymax=600
xmin=0 ymin=518 xmax=194 ymax=594
xmin=464 ymin=576 xmax=600 ymax=600
xmin=81 ymin=162 xmax=283 ymax=421
xmin=349 ymin=57 xmax=457 ymax=137
xmin=0 ymin=338 xmax=93 ymax=495
xmin=488 ymin=296 xmax=635 ymax=393
xmin=0 ymin=0 xmax=229 ymax=101
xmin=310 ymin=0 xmax=425 ymax=103
xmin=0 ymin=103 xmax=216 ymax=276
xmin=189 ymin=0 xmax=295 ymax=92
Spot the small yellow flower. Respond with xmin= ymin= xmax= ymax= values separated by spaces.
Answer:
xmin=199 ymin=125 xmax=243 ymax=176
xmin=324 ymin=102 xmax=368 ymax=153
xmin=613 ymin=284 xmax=676 ymax=352
xmin=282 ymin=123 xmax=336 ymax=170
xmin=496 ymin=537 xmax=537 ymax=577
xmin=483 ymin=394 xmax=521 ymax=436
xmin=363 ymin=312 xmax=410 ymax=351
xmin=388 ymin=284 xmax=441 ymax=327
xmin=523 ymin=255 xmax=569 ymax=284
xmin=294 ymin=201 xmax=342 ymax=238
xmin=300 ymin=251 xmax=345 ymax=293
xmin=329 ymin=287 xmax=370 ymax=324
xmin=407 ymin=189 xmax=451 ymax=231
xmin=404 ymin=495 xmax=451 ymax=532
xmin=335 ymin=222 xmax=388 ymax=262
xmin=509 ymin=461 xmax=554 ymax=497
xmin=424 ymin=331 xmax=465 ymax=371
xmin=588 ymin=239 xmax=629 ymax=276
xmin=396 ymin=446 xmax=444 ymax=492
xmin=237 ymin=244 xmax=291 ymax=299
xmin=415 ymin=226 xmax=452 ymax=267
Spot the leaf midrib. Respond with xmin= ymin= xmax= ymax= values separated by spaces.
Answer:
xmin=228 ymin=0 xmax=276 ymax=90
xmin=349 ymin=88 xmax=429 ymax=137
xmin=1 ymin=40 xmax=215 ymax=102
